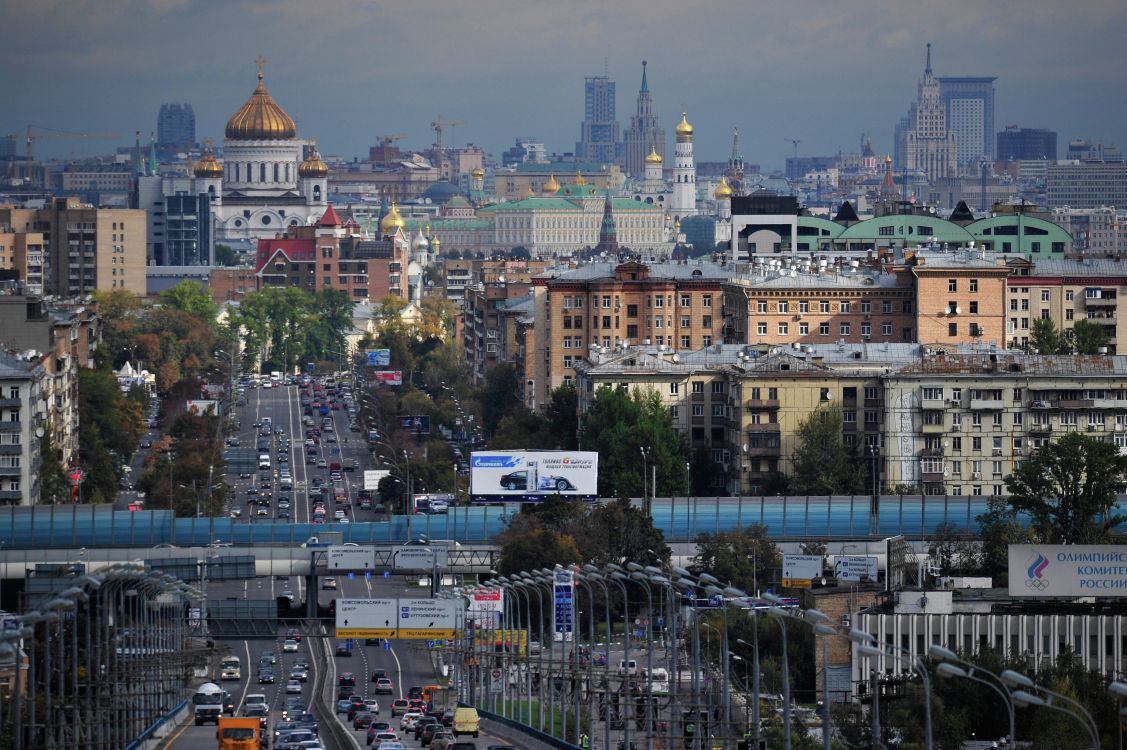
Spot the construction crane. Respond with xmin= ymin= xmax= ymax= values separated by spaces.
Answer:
xmin=429 ymin=115 xmax=465 ymax=167
xmin=11 ymin=126 xmax=121 ymax=187
xmin=786 ymin=138 xmax=801 ymax=160
xmin=377 ymin=133 xmax=407 ymax=148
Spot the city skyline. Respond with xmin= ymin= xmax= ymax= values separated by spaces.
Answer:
xmin=2 ymin=0 xmax=1125 ymax=169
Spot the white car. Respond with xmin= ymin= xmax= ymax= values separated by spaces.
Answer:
xmin=399 ymin=712 xmax=421 ymax=731
xmin=245 ymin=693 xmax=268 ymax=712
xmin=285 ymin=679 xmax=302 ymax=694
xmin=282 ymin=639 xmax=299 ymax=652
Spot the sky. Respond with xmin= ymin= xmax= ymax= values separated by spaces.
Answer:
xmin=2 ymin=0 xmax=1125 ymax=171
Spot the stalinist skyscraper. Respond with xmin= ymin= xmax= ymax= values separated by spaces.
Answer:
xmin=623 ymin=61 xmax=667 ymax=180
xmin=906 ymin=43 xmax=958 ymax=182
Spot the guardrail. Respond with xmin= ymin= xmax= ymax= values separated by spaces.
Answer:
xmin=310 ymin=623 xmax=360 ymax=750
xmin=462 ymin=702 xmax=582 ymax=750
xmin=122 ymin=698 xmax=189 ymax=750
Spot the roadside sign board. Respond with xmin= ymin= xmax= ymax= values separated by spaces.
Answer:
xmin=834 ymin=555 xmax=879 ymax=582
xmin=336 ymin=598 xmax=398 ymax=639
xmin=470 ymin=450 xmax=598 ymax=501
xmin=327 ymin=545 xmax=376 ymax=570
xmin=553 ymin=567 xmax=574 ymax=639
xmin=364 ymin=470 xmax=389 ymax=491
xmin=783 ymin=554 xmax=822 ymax=581
xmin=393 ymin=546 xmax=449 ymax=571
xmin=398 ymin=599 xmax=458 ymax=638
xmin=781 ymin=578 xmax=813 ymax=589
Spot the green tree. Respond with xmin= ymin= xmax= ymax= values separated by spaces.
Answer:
xmin=213 ymin=243 xmax=238 ymax=266
xmin=578 ymin=385 xmax=688 ymax=499
xmin=479 ymin=363 xmax=522 ymax=435
xmin=1029 ymin=317 xmax=1069 ymax=354
xmin=544 ymin=382 xmax=579 ymax=450
xmin=496 ymin=528 xmax=581 ymax=575
xmin=38 ymin=432 xmax=70 ymax=505
xmin=1069 ymin=319 xmax=1110 ymax=354
xmin=689 ymin=446 xmax=725 ymax=496
xmin=490 ymin=409 xmax=556 ymax=449
xmin=1004 ymin=431 xmax=1127 ymax=543
xmin=162 ymin=280 xmax=219 ymax=322
xmin=691 ymin=524 xmax=780 ymax=593
xmin=790 ymin=406 xmax=864 ymax=495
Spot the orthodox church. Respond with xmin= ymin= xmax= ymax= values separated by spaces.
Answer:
xmin=193 ymin=58 xmax=330 ymax=244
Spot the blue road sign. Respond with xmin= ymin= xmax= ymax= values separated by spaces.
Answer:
xmin=364 ymin=571 xmax=371 ymax=579
xmin=383 ymin=640 xmax=391 ymax=651
xmin=347 ymin=572 xmax=355 ymax=580
xmin=383 ymin=571 xmax=390 ymax=579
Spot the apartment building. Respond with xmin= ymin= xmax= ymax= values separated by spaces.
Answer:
xmin=462 ymin=280 xmax=532 ymax=384
xmin=0 ymin=230 xmax=46 ymax=295
xmin=40 ymin=198 xmax=147 ymax=296
xmin=909 ymin=249 xmax=1009 ymax=346
xmin=0 ymin=351 xmax=46 ymax=505
xmin=1004 ymin=257 xmax=1127 ymax=352
xmin=883 ymin=351 xmax=1127 ymax=497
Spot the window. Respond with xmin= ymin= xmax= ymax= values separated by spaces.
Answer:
xmin=778 ymin=323 xmax=788 ymax=335
xmin=602 ymin=295 xmax=612 ymax=308
xmin=692 ymin=381 xmax=704 ymax=393
xmin=669 ymin=406 xmax=679 ymax=419
xmin=799 ymin=322 xmax=809 ymax=335
xmin=951 ymin=436 xmax=962 ymax=451
xmin=669 ymin=383 xmax=679 ymax=395
xmin=949 ymin=323 xmax=958 ymax=337
xmin=757 ymin=300 xmax=768 ymax=313
xmin=778 ymin=300 xmax=789 ymax=313
xmin=840 ymin=322 xmax=851 ymax=335
xmin=692 ymin=404 xmax=704 ymax=416
xmin=702 ymin=295 xmax=712 ymax=308
xmin=680 ymin=295 xmax=691 ymax=307
xmin=627 ymin=304 xmax=638 ymax=317
xmin=861 ymin=323 xmax=871 ymax=337
xmin=923 ymin=387 xmax=943 ymax=400
xmin=992 ymin=436 xmax=1003 ymax=451
xmin=820 ymin=300 xmax=830 ymax=313
xmin=1066 ymin=290 xmax=1074 ymax=301
xmin=970 ymin=279 xmax=979 ymax=292
xmin=680 ymin=335 xmax=690 ymax=348
xmin=861 ymin=301 xmax=871 ymax=313
xmin=712 ymin=382 xmax=726 ymax=394
xmin=865 ymin=410 xmax=878 ymax=423
xmin=882 ymin=300 xmax=893 ymax=314
xmin=654 ymin=296 xmax=664 ymax=308
xmin=799 ymin=301 xmax=809 ymax=313
xmin=702 ymin=335 xmax=712 ymax=347
xmin=1041 ymin=290 xmax=1050 ymax=302
xmin=680 ymin=316 xmax=690 ymax=328
xmin=563 ymin=356 xmax=572 ymax=369
xmin=712 ymin=405 xmax=726 ymax=417
xmin=626 ymin=324 xmax=637 ymax=338
xmin=843 ymin=410 xmax=856 ymax=423
xmin=819 ymin=322 xmax=830 ymax=335
xmin=840 ymin=301 xmax=851 ymax=313
xmin=563 ymin=336 xmax=572 ymax=349
xmin=864 ymin=386 xmax=879 ymax=400
xmin=972 ymin=437 xmax=982 ymax=451
xmin=702 ymin=315 xmax=712 ymax=329
xmin=757 ymin=322 xmax=768 ymax=335
xmin=948 ymin=279 xmax=958 ymax=292
xmin=654 ymin=316 xmax=663 ymax=328
xmin=969 ymin=302 xmax=978 ymax=314
xmin=882 ymin=322 xmax=892 ymax=335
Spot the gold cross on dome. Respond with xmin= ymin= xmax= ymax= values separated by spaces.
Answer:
xmin=255 ymin=54 xmax=266 ymax=79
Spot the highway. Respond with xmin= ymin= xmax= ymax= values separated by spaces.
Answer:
xmin=164 ymin=374 xmax=552 ymax=750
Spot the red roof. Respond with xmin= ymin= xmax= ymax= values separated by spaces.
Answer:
xmin=255 ymin=238 xmax=317 ymax=272
xmin=318 ymin=205 xmax=342 ymax=227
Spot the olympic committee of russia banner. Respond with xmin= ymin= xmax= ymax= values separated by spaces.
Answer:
xmin=1009 ymin=544 xmax=1127 ymax=598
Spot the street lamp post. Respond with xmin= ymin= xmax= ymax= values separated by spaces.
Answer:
xmin=850 ymin=628 xmax=933 ymax=750
xmin=929 ymin=645 xmax=1014 ymax=747
xmin=582 ymin=569 xmax=615 ymax=750
xmin=1003 ymin=669 xmax=1099 ymax=750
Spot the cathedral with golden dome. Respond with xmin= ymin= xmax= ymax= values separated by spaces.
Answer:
xmin=193 ymin=57 xmax=330 ymax=245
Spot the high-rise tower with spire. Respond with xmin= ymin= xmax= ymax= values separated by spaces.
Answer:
xmin=623 ymin=61 xmax=667 ymax=179
xmin=669 ymin=113 xmax=697 ymax=221
xmin=904 ymin=43 xmax=958 ymax=182
xmin=726 ymin=127 xmax=745 ymax=192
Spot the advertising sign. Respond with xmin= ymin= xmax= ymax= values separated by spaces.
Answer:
xmin=400 ymin=415 xmax=431 ymax=434
xmin=186 ymin=399 xmax=219 ymax=416
xmin=373 ymin=370 xmax=403 ymax=386
xmin=367 ymin=349 xmax=391 ymax=367
xmin=363 ymin=469 xmax=389 ymax=491
xmin=468 ymin=587 xmax=503 ymax=628
xmin=472 ymin=628 xmax=528 ymax=655
xmin=783 ymin=554 xmax=823 ymax=581
xmin=1008 ymin=544 xmax=1127 ymax=598
xmin=470 ymin=450 xmax=598 ymax=500
xmin=553 ymin=567 xmax=574 ymax=640
xmin=834 ymin=555 xmax=879 ymax=582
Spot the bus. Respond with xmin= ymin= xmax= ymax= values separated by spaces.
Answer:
xmin=219 ymin=655 xmax=241 ymax=681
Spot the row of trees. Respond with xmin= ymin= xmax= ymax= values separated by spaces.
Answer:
xmin=230 ymin=286 xmax=354 ymax=374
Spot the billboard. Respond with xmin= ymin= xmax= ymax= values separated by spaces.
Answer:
xmin=468 ymin=587 xmax=503 ymax=628
xmin=400 ymin=415 xmax=431 ymax=434
xmin=1008 ymin=544 xmax=1127 ymax=598
xmin=186 ymin=399 xmax=219 ymax=416
xmin=367 ymin=349 xmax=391 ymax=367
xmin=470 ymin=450 xmax=598 ymax=500
xmin=373 ymin=370 xmax=403 ymax=385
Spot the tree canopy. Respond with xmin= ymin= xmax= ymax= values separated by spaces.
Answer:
xmin=790 ymin=406 xmax=864 ymax=495
xmin=1004 ymin=431 xmax=1127 ymax=543
xmin=161 ymin=280 xmax=219 ymax=322
xmin=578 ymin=385 xmax=688 ymax=499
xmin=690 ymin=524 xmax=780 ymax=594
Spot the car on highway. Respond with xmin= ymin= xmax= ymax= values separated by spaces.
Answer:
xmin=282 ymin=638 xmax=299 ymax=652
xmin=418 ymin=721 xmax=443 ymax=745
xmin=289 ymin=667 xmax=308 ymax=682
xmin=370 ymin=730 xmax=401 ymax=747
xmin=363 ymin=698 xmax=380 ymax=714
xmin=429 ymin=731 xmax=456 ymax=750
xmin=375 ymin=742 xmax=405 ymax=750
xmin=335 ymin=699 xmax=353 ymax=714
xmin=370 ymin=668 xmax=388 ymax=682
xmin=257 ymin=669 xmax=275 ymax=684
xmin=285 ymin=679 xmax=302 ymax=694
xmin=321 ymin=577 xmax=337 ymax=590
xmin=399 ymin=712 xmax=421 ymax=731
xmin=390 ymin=699 xmax=410 ymax=717
xmin=413 ymin=716 xmax=438 ymax=740
xmin=374 ymin=678 xmax=393 ymax=695
xmin=139 ymin=438 xmax=152 ymax=448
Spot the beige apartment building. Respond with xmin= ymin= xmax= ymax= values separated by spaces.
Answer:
xmin=1004 ymin=257 xmax=1127 ymax=352
xmin=909 ymin=249 xmax=1010 ymax=347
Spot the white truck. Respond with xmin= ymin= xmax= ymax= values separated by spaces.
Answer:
xmin=192 ymin=681 xmax=225 ymax=725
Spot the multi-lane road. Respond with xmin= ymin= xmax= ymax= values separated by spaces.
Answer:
xmin=163 ymin=375 xmax=549 ymax=750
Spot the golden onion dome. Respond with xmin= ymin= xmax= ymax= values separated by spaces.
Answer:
xmin=543 ymin=174 xmax=560 ymax=194
xmin=471 ymin=167 xmax=485 ymax=179
xmin=675 ymin=112 xmax=694 ymax=141
xmin=713 ymin=176 xmax=733 ymax=199
xmin=298 ymin=148 xmax=328 ymax=177
xmin=884 ymin=154 xmax=893 ymax=164
xmin=225 ymin=65 xmax=297 ymax=141
xmin=645 ymin=147 xmax=663 ymax=165
xmin=379 ymin=203 xmax=406 ymax=234
xmin=194 ymin=154 xmax=223 ymax=178
xmin=431 ymin=235 xmax=441 ymax=250
xmin=573 ymin=170 xmax=587 ymax=186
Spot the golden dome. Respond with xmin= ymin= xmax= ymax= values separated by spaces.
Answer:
xmin=225 ymin=62 xmax=297 ymax=141
xmin=379 ymin=203 xmax=406 ymax=234
xmin=431 ymin=235 xmax=441 ymax=249
xmin=298 ymin=148 xmax=328 ymax=177
xmin=675 ymin=112 xmax=694 ymax=141
xmin=573 ymin=170 xmax=587 ymax=186
xmin=884 ymin=154 xmax=893 ymax=164
xmin=645 ymin=147 xmax=662 ymax=164
xmin=524 ymin=183 xmax=535 ymax=197
xmin=713 ymin=176 xmax=733 ymax=199
xmin=543 ymin=174 xmax=560 ymax=194
xmin=471 ymin=167 xmax=485 ymax=179
xmin=194 ymin=153 xmax=223 ymax=178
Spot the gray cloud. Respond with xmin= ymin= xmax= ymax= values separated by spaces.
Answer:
xmin=1 ymin=0 xmax=1124 ymax=168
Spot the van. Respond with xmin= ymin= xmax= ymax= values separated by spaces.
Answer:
xmin=452 ymin=707 xmax=480 ymax=737
xmin=258 ymin=454 xmax=271 ymax=470
xmin=618 ymin=659 xmax=638 ymax=676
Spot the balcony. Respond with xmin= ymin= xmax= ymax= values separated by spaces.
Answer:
xmin=0 ymin=422 xmax=21 ymax=433
xmin=745 ymin=422 xmax=781 ymax=433
xmin=1028 ymin=423 xmax=1053 ymax=435
xmin=744 ymin=444 xmax=782 ymax=457
xmin=921 ymin=422 xmax=946 ymax=434
xmin=919 ymin=446 xmax=945 ymax=458
xmin=920 ymin=393 xmax=945 ymax=410
xmin=920 ymin=471 xmax=945 ymax=483
xmin=1030 ymin=400 xmax=1055 ymax=409
xmin=0 ymin=465 xmax=20 ymax=477
xmin=1057 ymin=399 xmax=1095 ymax=409
xmin=0 ymin=398 xmax=21 ymax=409
xmin=1084 ymin=295 xmax=1117 ymax=307
xmin=746 ymin=398 xmax=780 ymax=409
xmin=969 ymin=398 xmax=1004 ymax=410
xmin=0 ymin=491 xmax=21 ymax=502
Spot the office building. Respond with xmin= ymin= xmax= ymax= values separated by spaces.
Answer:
xmin=997 ymin=126 xmax=1057 ymax=161
xmin=575 ymin=74 xmax=620 ymax=165
xmin=1066 ymin=139 xmax=1123 ymax=163
xmin=1045 ymin=162 xmax=1127 ymax=208
xmin=622 ymin=61 xmax=667 ymax=180
xmin=156 ymin=103 xmax=196 ymax=153
xmin=135 ymin=173 xmax=214 ymax=266
xmin=938 ymin=75 xmax=996 ymax=169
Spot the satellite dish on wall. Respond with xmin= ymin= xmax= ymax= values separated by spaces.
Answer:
xmin=35 ymin=427 xmax=45 ymax=438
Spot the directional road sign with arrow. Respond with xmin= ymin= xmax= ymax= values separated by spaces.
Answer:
xmin=327 ymin=545 xmax=376 ymax=571
xmin=336 ymin=598 xmax=398 ymax=638
xmin=398 ymin=598 xmax=458 ymax=638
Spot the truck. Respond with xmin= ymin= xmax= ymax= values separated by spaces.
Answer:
xmin=192 ymin=681 xmax=226 ymax=725
xmin=216 ymin=716 xmax=261 ymax=750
